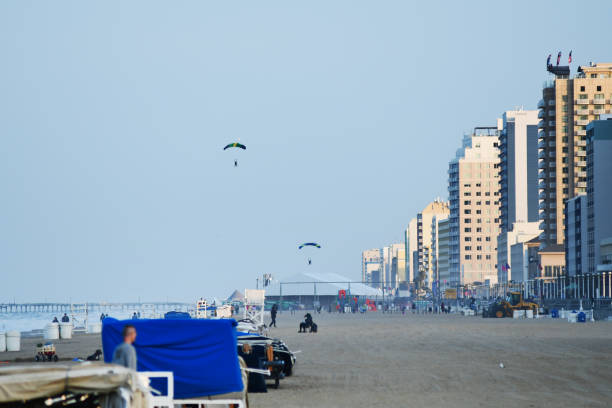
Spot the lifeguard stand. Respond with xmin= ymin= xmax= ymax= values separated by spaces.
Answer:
xmin=243 ymin=289 xmax=265 ymax=326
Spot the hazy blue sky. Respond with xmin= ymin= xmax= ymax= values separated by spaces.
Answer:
xmin=1 ymin=1 xmax=611 ymax=302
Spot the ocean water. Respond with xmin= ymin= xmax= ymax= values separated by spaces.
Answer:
xmin=0 ymin=311 xmax=136 ymax=333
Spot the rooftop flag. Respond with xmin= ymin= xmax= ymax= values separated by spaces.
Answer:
xmin=568 ymin=50 xmax=572 ymax=64
xmin=557 ymin=51 xmax=562 ymax=66
xmin=546 ymin=54 xmax=552 ymax=67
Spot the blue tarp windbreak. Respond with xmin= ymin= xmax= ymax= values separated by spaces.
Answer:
xmin=102 ymin=318 xmax=243 ymax=398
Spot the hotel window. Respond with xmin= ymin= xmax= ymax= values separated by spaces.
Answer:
xmin=476 ymin=201 xmax=482 ymax=205
xmin=485 ymin=237 xmax=491 ymax=241
xmin=464 ymin=200 xmax=471 ymax=205
xmin=465 ymin=228 xmax=471 ymax=232
xmin=562 ymin=115 xmax=568 ymax=123
xmin=476 ymin=246 xmax=482 ymax=251
xmin=464 ymin=209 xmax=471 ymax=214
xmin=465 ymin=246 xmax=472 ymax=251
xmin=562 ymin=105 xmax=568 ymax=112
xmin=465 ymin=237 xmax=472 ymax=241
xmin=485 ymin=201 xmax=490 ymax=205
xmin=476 ymin=237 xmax=482 ymax=242
xmin=476 ymin=227 xmax=482 ymax=233
xmin=580 ymin=86 xmax=585 ymax=92
xmin=476 ymin=209 xmax=482 ymax=214
xmin=579 ymin=93 xmax=588 ymax=99
xmin=562 ymin=95 xmax=568 ymax=102
xmin=465 ymin=255 xmax=471 ymax=260
xmin=465 ymin=218 xmax=472 ymax=223
xmin=562 ymin=126 xmax=568 ymax=133
xmin=464 ymin=192 xmax=471 ymax=196
xmin=476 ymin=192 xmax=481 ymax=196
xmin=597 ymin=86 xmax=602 ymax=92
xmin=594 ymin=93 xmax=605 ymax=101
xmin=477 ymin=255 xmax=482 ymax=260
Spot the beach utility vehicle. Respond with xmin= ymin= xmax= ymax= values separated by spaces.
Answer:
xmin=484 ymin=292 xmax=539 ymax=318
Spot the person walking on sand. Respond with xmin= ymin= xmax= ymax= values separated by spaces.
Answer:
xmin=270 ymin=303 xmax=278 ymax=327
xmin=112 ymin=324 xmax=138 ymax=370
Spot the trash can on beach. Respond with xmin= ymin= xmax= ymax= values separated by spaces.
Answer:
xmin=577 ymin=312 xmax=586 ymax=323
xmin=6 ymin=331 xmax=20 ymax=352
xmin=44 ymin=323 xmax=60 ymax=340
xmin=551 ymin=309 xmax=559 ymax=318
xmin=0 ymin=332 xmax=6 ymax=352
xmin=60 ymin=323 xmax=73 ymax=339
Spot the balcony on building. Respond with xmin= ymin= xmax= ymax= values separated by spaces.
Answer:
xmin=537 ymin=150 xmax=546 ymax=159
xmin=576 ymin=139 xmax=586 ymax=147
xmin=577 ymin=160 xmax=587 ymax=167
xmin=576 ymin=129 xmax=587 ymax=136
xmin=537 ymin=99 xmax=545 ymax=109
xmin=575 ymin=107 xmax=589 ymax=115
xmin=549 ymin=130 xmax=556 ymax=137
xmin=538 ymin=160 xmax=547 ymax=169
xmin=593 ymin=107 xmax=606 ymax=114
xmin=538 ymin=191 xmax=546 ymax=199
xmin=537 ymin=139 xmax=546 ymax=149
xmin=575 ymin=98 xmax=590 ymax=105
xmin=577 ymin=150 xmax=587 ymax=157
xmin=538 ymin=120 xmax=546 ymax=128
xmin=548 ymin=120 xmax=556 ymax=126
xmin=576 ymin=119 xmax=589 ymax=126
xmin=537 ymin=110 xmax=545 ymax=119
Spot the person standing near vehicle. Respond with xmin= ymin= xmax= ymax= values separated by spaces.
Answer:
xmin=270 ymin=303 xmax=278 ymax=327
xmin=112 ymin=324 xmax=138 ymax=370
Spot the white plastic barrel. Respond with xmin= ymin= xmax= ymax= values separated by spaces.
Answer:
xmin=567 ymin=312 xmax=578 ymax=323
xmin=6 ymin=331 xmax=20 ymax=352
xmin=87 ymin=322 xmax=102 ymax=334
xmin=525 ymin=309 xmax=534 ymax=319
xmin=44 ymin=323 xmax=60 ymax=340
xmin=0 ymin=332 xmax=6 ymax=352
xmin=513 ymin=310 xmax=525 ymax=319
xmin=60 ymin=323 xmax=73 ymax=339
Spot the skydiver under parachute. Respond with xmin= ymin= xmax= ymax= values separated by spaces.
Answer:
xmin=299 ymin=243 xmax=320 ymax=265
xmin=223 ymin=142 xmax=246 ymax=167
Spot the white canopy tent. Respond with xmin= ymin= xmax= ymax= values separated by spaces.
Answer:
xmin=265 ymin=271 xmax=382 ymax=297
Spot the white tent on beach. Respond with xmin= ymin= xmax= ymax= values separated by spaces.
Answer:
xmin=264 ymin=272 xmax=381 ymax=307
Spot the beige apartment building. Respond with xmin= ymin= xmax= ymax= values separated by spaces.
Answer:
xmin=538 ymin=62 xmax=612 ymax=248
xmin=361 ymin=248 xmax=382 ymax=287
xmin=415 ymin=199 xmax=449 ymax=288
xmin=448 ymin=128 xmax=502 ymax=286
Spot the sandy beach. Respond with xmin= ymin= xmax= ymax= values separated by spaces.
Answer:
xmin=3 ymin=313 xmax=612 ymax=407
xmin=249 ymin=312 xmax=612 ymax=408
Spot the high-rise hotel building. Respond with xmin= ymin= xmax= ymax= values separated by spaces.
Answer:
xmin=538 ymin=62 xmax=612 ymax=248
xmin=448 ymin=128 xmax=502 ymax=286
